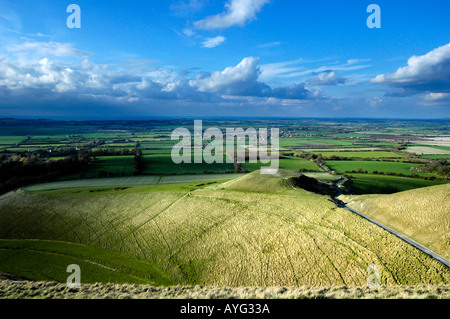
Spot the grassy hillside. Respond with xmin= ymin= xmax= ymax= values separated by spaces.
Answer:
xmin=0 ymin=171 xmax=449 ymax=287
xmin=346 ymin=174 xmax=448 ymax=194
xmin=0 ymin=240 xmax=172 ymax=285
xmin=340 ymin=183 xmax=450 ymax=260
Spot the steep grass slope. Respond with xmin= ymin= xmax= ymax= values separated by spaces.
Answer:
xmin=341 ymin=183 xmax=450 ymax=260
xmin=0 ymin=171 xmax=449 ymax=287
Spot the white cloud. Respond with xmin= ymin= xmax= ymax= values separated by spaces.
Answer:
xmin=260 ymin=59 xmax=304 ymax=80
xmin=424 ymin=92 xmax=450 ymax=101
xmin=201 ymin=36 xmax=226 ymax=48
xmin=260 ymin=58 xmax=370 ymax=81
xmin=347 ymin=59 xmax=371 ymax=65
xmin=194 ymin=0 xmax=270 ymax=29
xmin=284 ymin=64 xmax=370 ymax=79
xmin=6 ymin=41 xmax=89 ymax=58
xmin=371 ymin=43 xmax=450 ymax=93
xmin=307 ymin=71 xmax=347 ymax=86
xmin=422 ymin=92 xmax=450 ymax=105
xmin=182 ymin=28 xmax=195 ymax=37
xmin=189 ymin=56 xmax=310 ymax=99
xmin=0 ymin=40 xmax=318 ymax=113
xmin=0 ymin=55 xmax=113 ymax=95
xmin=190 ymin=57 xmax=262 ymax=94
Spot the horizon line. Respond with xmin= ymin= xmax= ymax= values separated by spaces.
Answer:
xmin=0 ymin=116 xmax=449 ymax=122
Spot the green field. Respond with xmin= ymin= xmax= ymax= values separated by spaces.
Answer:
xmin=141 ymin=149 xmax=173 ymax=155
xmin=1 ymin=171 xmax=449 ymax=287
xmin=142 ymin=154 xmax=236 ymax=175
xmin=326 ymin=160 xmax=435 ymax=177
xmin=280 ymin=138 xmax=356 ymax=148
xmin=0 ymin=136 xmax=26 ymax=145
xmin=313 ymin=151 xmax=403 ymax=159
xmin=421 ymin=154 xmax=450 ymax=160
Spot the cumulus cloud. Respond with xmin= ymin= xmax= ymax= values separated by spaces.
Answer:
xmin=371 ymin=43 xmax=450 ymax=93
xmin=189 ymin=57 xmax=310 ymax=99
xmin=194 ymin=0 xmax=270 ymax=29
xmin=0 ymin=55 xmax=127 ymax=99
xmin=307 ymin=71 xmax=347 ymax=86
xmin=201 ymin=36 xmax=226 ymax=48
xmin=424 ymin=92 xmax=450 ymax=101
xmin=0 ymin=40 xmax=317 ymax=117
xmin=422 ymin=92 xmax=450 ymax=106
xmin=190 ymin=57 xmax=263 ymax=94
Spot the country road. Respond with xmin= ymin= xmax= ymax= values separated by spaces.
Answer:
xmin=330 ymin=176 xmax=450 ymax=269
xmin=311 ymin=161 xmax=450 ymax=269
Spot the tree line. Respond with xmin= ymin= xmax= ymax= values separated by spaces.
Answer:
xmin=0 ymin=152 xmax=91 ymax=195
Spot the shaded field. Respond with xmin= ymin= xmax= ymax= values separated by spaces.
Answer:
xmin=142 ymin=154 xmax=235 ymax=175
xmin=90 ymin=156 xmax=135 ymax=176
xmin=341 ymin=183 xmax=450 ymax=260
xmin=57 ymin=153 xmax=237 ymax=179
xmin=1 ymin=278 xmax=449 ymax=299
xmin=1 ymin=171 xmax=449 ymax=287
xmin=243 ymin=157 xmax=320 ymax=172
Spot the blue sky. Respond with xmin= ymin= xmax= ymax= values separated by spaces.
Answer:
xmin=0 ymin=0 xmax=449 ymax=119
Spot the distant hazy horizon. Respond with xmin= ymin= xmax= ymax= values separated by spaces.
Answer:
xmin=1 ymin=116 xmax=449 ymax=122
